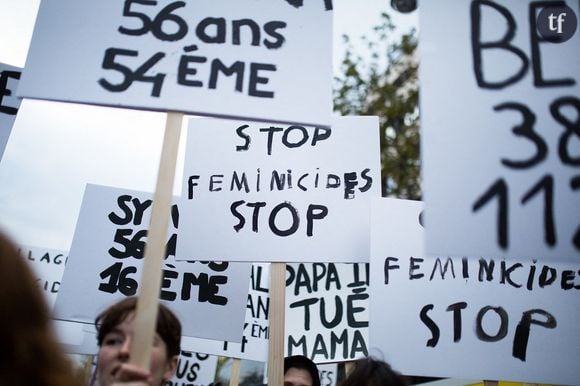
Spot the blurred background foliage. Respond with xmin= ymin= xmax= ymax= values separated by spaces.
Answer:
xmin=334 ymin=13 xmax=420 ymax=200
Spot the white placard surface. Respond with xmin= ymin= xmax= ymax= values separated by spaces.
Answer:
xmin=420 ymin=0 xmax=580 ymax=260
xmin=317 ymin=363 xmax=338 ymax=386
xmin=18 ymin=0 xmax=333 ymax=126
xmin=169 ymin=351 xmax=218 ymax=386
xmin=177 ymin=116 xmax=381 ymax=263
xmin=0 ymin=63 xmax=22 ymax=160
xmin=19 ymin=245 xmax=68 ymax=310
xmin=17 ymin=245 xmax=92 ymax=351
xmin=262 ymin=362 xmax=337 ymax=386
xmin=285 ymin=263 xmax=369 ymax=363
xmin=182 ymin=263 xmax=270 ymax=361
xmin=60 ymin=326 xmax=100 ymax=355
xmin=54 ymin=183 xmax=251 ymax=342
xmin=369 ymin=198 xmax=580 ymax=384
xmin=182 ymin=262 xmax=369 ymax=364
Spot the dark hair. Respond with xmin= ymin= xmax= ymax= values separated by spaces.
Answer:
xmin=341 ymin=357 xmax=408 ymax=386
xmin=95 ymin=297 xmax=181 ymax=357
xmin=0 ymin=232 xmax=78 ymax=386
xmin=284 ymin=355 xmax=320 ymax=386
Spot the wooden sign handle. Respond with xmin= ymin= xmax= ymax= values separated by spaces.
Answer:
xmin=344 ymin=361 xmax=354 ymax=377
xmin=229 ymin=358 xmax=241 ymax=386
xmin=268 ymin=262 xmax=286 ymax=386
xmin=129 ymin=112 xmax=183 ymax=369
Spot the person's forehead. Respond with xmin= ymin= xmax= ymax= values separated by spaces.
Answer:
xmin=284 ymin=367 xmax=313 ymax=385
xmin=106 ymin=315 xmax=135 ymax=334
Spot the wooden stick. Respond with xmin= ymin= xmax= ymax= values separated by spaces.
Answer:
xmin=343 ymin=361 xmax=354 ymax=378
xmin=129 ymin=112 xmax=183 ymax=369
xmin=83 ymin=355 xmax=95 ymax=385
xmin=268 ymin=263 xmax=286 ymax=386
xmin=229 ymin=358 xmax=241 ymax=386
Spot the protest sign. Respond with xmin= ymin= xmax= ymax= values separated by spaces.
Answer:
xmin=177 ymin=116 xmax=381 ymax=263
xmin=261 ymin=362 xmax=337 ymax=386
xmin=169 ymin=351 xmax=218 ymax=386
xmin=0 ymin=63 xmax=22 ymax=160
xmin=16 ymin=245 xmax=93 ymax=351
xmin=285 ymin=263 xmax=369 ymax=363
xmin=420 ymin=0 xmax=580 ymax=260
xmin=181 ymin=263 xmax=369 ymax=364
xmin=60 ymin=326 xmax=100 ymax=356
xmin=54 ymin=183 xmax=251 ymax=342
xmin=18 ymin=0 xmax=333 ymax=126
xmin=182 ymin=263 xmax=270 ymax=360
xmin=317 ymin=363 xmax=337 ymax=386
xmin=369 ymin=197 xmax=580 ymax=384
xmin=19 ymin=245 xmax=67 ymax=309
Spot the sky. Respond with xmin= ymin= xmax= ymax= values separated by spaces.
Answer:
xmin=0 ymin=0 xmax=418 ymax=251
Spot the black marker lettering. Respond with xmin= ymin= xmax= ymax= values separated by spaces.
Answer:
xmin=446 ymin=302 xmax=467 ymax=342
xmin=512 ymin=309 xmax=556 ymax=361
xmin=471 ymin=0 xmax=528 ymax=89
xmin=419 ymin=304 xmax=440 ymax=347
xmin=475 ymin=306 xmax=508 ymax=342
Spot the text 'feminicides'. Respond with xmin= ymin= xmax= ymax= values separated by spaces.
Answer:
xmin=177 ymin=116 xmax=380 ymax=262
xmin=370 ymin=198 xmax=580 ymax=384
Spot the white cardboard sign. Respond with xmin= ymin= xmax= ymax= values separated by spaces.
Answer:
xmin=54 ymin=183 xmax=251 ymax=342
xmin=18 ymin=0 xmax=333 ymax=126
xmin=176 ymin=116 xmax=381 ymax=263
xmin=0 ymin=63 xmax=22 ymax=160
xmin=169 ymin=351 xmax=218 ymax=386
xmin=60 ymin=326 xmax=100 ymax=356
xmin=262 ymin=362 xmax=337 ymax=386
xmin=369 ymin=198 xmax=580 ymax=384
xmin=19 ymin=245 xmax=68 ymax=310
xmin=182 ymin=263 xmax=270 ymax=361
xmin=182 ymin=262 xmax=369 ymax=364
xmin=285 ymin=263 xmax=369 ymax=363
xmin=420 ymin=0 xmax=580 ymax=260
xmin=317 ymin=363 xmax=338 ymax=386
xmin=17 ymin=245 xmax=91 ymax=352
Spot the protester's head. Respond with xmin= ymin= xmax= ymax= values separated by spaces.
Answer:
xmin=341 ymin=357 xmax=408 ymax=386
xmin=0 ymin=231 xmax=77 ymax=386
xmin=284 ymin=355 xmax=320 ymax=386
xmin=94 ymin=297 xmax=182 ymax=386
